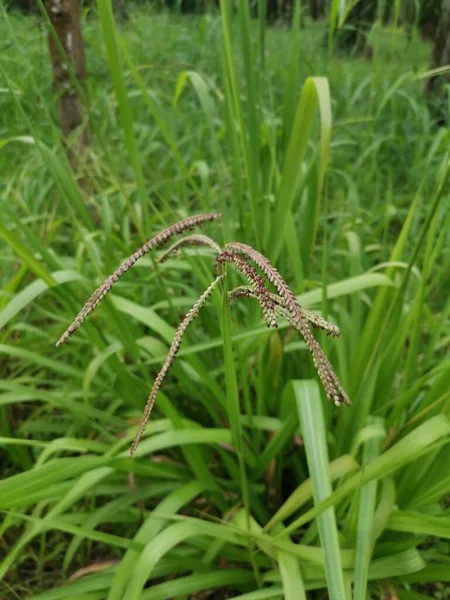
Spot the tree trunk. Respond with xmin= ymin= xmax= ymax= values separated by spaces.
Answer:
xmin=44 ymin=0 xmax=88 ymax=166
xmin=425 ymin=0 xmax=450 ymax=101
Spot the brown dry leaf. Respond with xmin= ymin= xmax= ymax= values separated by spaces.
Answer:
xmin=293 ymin=433 xmax=303 ymax=447
xmin=69 ymin=560 xmax=119 ymax=582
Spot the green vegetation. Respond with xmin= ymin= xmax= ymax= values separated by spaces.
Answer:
xmin=1 ymin=2 xmax=449 ymax=599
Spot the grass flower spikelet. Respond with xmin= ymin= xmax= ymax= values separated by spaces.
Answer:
xmin=129 ymin=275 xmax=224 ymax=456
xmin=56 ymin=213 xmax=221 ymax=347
xmin=225 ymin=242 xmax=350 ymax=406
xmin=157 ymin=234 xmax=221 ymax=263
xmin=56 ymin=218 xmax=349 ymax=455
xmin=215 ymin=251 xmax=278 ymax=329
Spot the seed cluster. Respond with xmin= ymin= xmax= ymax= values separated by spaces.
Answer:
xmin=229 ymin=287 xmax=340 ymax=338
xmin=215 ymin=251 xmax=278 ymax=329
xmin=57 ymin=213 xmax=350 ymax=456
xmin=224 ymin=243 xmax=350 ymax=406
xmin=299 ymin=307 xmax=340 ymax=338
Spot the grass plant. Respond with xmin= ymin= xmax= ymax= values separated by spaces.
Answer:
xmin=56 ymin=213 xmax=349 ymax=457
xmin=0 ymin=1 xmax=449 ymax=599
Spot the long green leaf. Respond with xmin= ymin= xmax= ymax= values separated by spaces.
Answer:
xmin=282 ymin=415 xmax=450 ymax=535
xmin=269 ymin=77 xmax=332 ymax=262
xmin=295 ymin=380 xmax=346 ymax=600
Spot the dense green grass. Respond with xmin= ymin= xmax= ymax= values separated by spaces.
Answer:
xmin=1 ymin=2 xmax=449 ymax=599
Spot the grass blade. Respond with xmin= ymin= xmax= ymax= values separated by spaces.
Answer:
xmin=283 ymin=415 xmax=450 ymax=535
xmin=353 ymin=416 xmax=383 ymax=600
xmin=269 ymin=77 xmax=332 ymax=263
xmin=96 ymin=0 xmax=152 ymax=227
xmin=294 ymin=379 xmax=346 ymax=600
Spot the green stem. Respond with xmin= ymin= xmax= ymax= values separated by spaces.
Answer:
xmin=221 ymin=274 xmax=249 ymax=508
xmin=220 ymin=272 xmax=261 ymax=587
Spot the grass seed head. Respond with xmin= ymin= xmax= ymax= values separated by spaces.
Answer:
xmin=129 ymin=274 xmax=224 ymax=456
xmin=56 ymin=213 xmax=221 ymax=347
xmin=57 ymin=218 xmax=350 ymax=456
xmin=224 ymin=242 xmax=350 ymax=405
xmin=216 ymin=250 xmax=278 ymax=329
xmin=157 ymin=233 xmax=221 ymax=263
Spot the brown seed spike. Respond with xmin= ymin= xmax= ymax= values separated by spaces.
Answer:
xmin=224 ymin=242 xmax=350 ymax=406
xmin=157 ymin=234 xmax=221 ymax=264
xmin=129 ymin=275 xmax=224 ymax=457
xmin=230 ymin=287 xmax=340 ymax=338
xmin=55 ymin=213 xmax=221 ymax=347
xmin=216 ymin=251 xmax=278 ymax=329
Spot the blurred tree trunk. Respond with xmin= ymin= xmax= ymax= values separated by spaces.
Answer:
xmin=425 ymin=0 xmax=450 ymax=98
xmin=309 ymin=0 xmax=324 ymax=20
xmin=44 ymin=0 xmax=88 ymax=166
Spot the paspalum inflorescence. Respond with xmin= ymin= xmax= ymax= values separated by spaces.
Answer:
xmin=56 ymin=213 xmax=350 ymax=456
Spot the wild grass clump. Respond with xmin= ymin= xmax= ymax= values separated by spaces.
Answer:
xmin=1 ymin=3 xmax=449 ymax=600
xmin=57 ymin=213 xmax=349 ymax=457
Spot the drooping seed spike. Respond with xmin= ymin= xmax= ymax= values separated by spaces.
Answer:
xmin=299 ymin=308 xmax=340 ymax=338
xmin=157 ymin=234 xmax=221 ymax=264
xmin=215 ymin=251 xmax=278 ymax=329
xmin=232 ymin=287 xmax=340 ymax=338
xmin=55 ymin=213 xmax=221 ymax=347
xmin=224 ymin=242 xmax=350 ymax=406
xmin=129 ymin=275 xmax=224 ymax=457
xmin=227 ymin=286 xmax=255 ymax=303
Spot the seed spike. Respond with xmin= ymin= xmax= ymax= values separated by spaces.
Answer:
xmin=129 ymin=275 xmax=224 ymax=457
xmin=157 ymin=234 xmax=221 ymax=264
xmin=56 ymin=218 xmax=350 ymax=459
xmin=55 ymin=213 xmax=221 ymax=347
xmin=229 ymin=286 xmax=340 ymax=337
xmin=215 ymin=251 xmax=278 ymax=329
xmin=224 ymin=242 xmax=350 ymax=406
